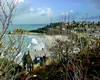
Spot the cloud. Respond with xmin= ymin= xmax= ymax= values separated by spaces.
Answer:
xmin=70 ymin=10 xmax=74 ymax=13
xmin=61 ymin=10 xmax=74 ymax=16
xmin=13 ymin=0 xmax=54 ymax=24
xmin=29 ymin=8 xmax=53 ymax=17
xmin=14 ymin=8 xmax=53 ymax=24
xmin=15 ymin=0 xmax=24 ymax=3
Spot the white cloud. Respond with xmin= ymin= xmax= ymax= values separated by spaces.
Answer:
xmin=61 ymin=12 xmax=69 ymax=16
xmin=29 ymin=8 xmax=35 ymax=12
xmin=70 ymin=10 xmax=74 ymax=13
xmin=45 ymin=8 xmax=53 ymax=16
xmin=29 ymin=8 xmax=53 ymax=17
xmin=14 ymin=8 xmax=53 ymax=24
xmin=13 ymin=0 xmax=54 ymax=24
xmin=15 ymin=0 xmax=24 ymax=4
xmin=62 ymin=10 xmax=74 ymax=16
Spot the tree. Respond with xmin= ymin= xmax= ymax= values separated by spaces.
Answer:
xmin=0 ymin=0 xmax=24 ymax=79
xmin=0 ymin=0 xmax=17 ymax=40
xmin=49 ymin=39 xmax=82 ymax=80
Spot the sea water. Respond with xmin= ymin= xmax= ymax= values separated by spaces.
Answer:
xmin=5 ymin=24 xmax=48 ymax=53
xmin=1 ymin=34 xmax=49 ymax=65
xmin=0 ymin=24 xmax=50 ymax=64
xmin=8 ymin=24 xmax=47 ymax=31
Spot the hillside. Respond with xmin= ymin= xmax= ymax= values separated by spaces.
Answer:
xmin=29 ymin=22 xmax=63 ymax=34
xmin=29 ymin=21 xmax=100 ymax=35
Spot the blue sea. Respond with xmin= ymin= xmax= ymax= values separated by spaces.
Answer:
xmin=8 ymin=24 xmax=47 ymax=31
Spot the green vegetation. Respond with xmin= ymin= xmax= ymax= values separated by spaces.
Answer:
xmin=10 ymin=28 xmax=30 ymax=34
xmin=30 ymin=22 xmax=63 ymax=34
xmin=1 ymin=21 xmax=99 ymax=80
xmin=30 ymin=21 xmax=100 ymax=35
xmin=1 ymin=0 xmax=99 ymax=80
xmin=77 ymin=40 xmax=100 ymax=79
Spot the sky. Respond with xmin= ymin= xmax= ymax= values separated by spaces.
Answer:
xmin=13 ymin=0 xmax=100 ymax=24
